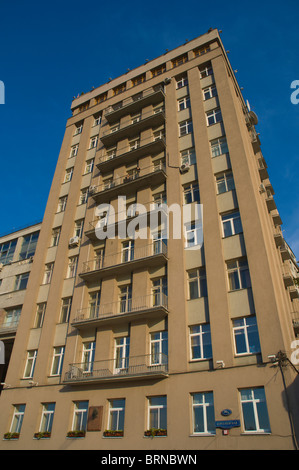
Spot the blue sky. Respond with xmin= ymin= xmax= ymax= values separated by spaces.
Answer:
xmin=0 ymin=0 xmax=298 ymax=258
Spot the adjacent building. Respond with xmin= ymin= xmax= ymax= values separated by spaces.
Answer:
xmin=0 ymin=28 xmax=298 ymax=450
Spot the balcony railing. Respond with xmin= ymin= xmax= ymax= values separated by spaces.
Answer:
xmin=97 ymin=135 xmax=165 ymax=171
xmin=100 ymin=108 xmax=165 ymax=146
xmin=89 ymin=162 xmax=166 ymax=201
xmin=104 ymin=85 xmax=165 ymax=123
xmin=0 ymin=320 xmax=20 ymax=335
xmin=73 ymin=293 xmax=168 ymax=325
xmin=63 ymin=353 xmax=168 ymax=384
xmin=80 ymin=241 xmax=167 ymax=280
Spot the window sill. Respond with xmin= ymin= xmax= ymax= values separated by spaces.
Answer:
xmin=189 ymin=433 xmax=216 ymax=437
xmin=240 ymin=432 xmax=271 ymax=436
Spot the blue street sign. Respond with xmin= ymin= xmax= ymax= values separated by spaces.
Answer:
xmin=215 ymin=420 xmax=241 ymax=429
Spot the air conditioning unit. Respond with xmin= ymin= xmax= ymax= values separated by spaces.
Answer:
xmin=259 ymin=183 xmax=266 ymax=193
xmin=180 ymin=163 xmax=190 ymax=173
xmin=69 ymin=236 xmax=80 ymax=247
xmin=164 ymin=77 xmax=171 ymax=85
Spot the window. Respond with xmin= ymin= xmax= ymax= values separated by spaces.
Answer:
xmin=9 ymin=405 xmax=26 ymax=434
xmin=113 ymin=83 xmax=126 ymax=95
xmin=70 ymin=144 xmax=78 ymax=158
xmin=216 ymin=171 xmax=235 ymax=194
xmin=24 ymin=350 xmax=37 ymax=378
xmin=129 ymin=136 xmax=140 ymax=151
xmin=74 ymin=219 xmax=84 ymax=238
xmin=84 ymin=159 xmax=94 ymax=174
xmin=148 ymin=396 xmax=167 ymax=431
xmin=119 ymin=285 xmax=132 ymax=313
xmin=106 ymin=147 xmax=116 ymax=160
xmin=233 ymin=317 xmax=261 ymax=355
xmin=51 ymin=227 xmax=61 ymax=247
xmin=185 ymin=222 xmax=201 ymax=247
xmin=176 ymin=75 xmax=188 ymax=89
xmin=60 ymin=297 xmax=72 ymax=323
xmin=108 ymin=399 xmax=125 ymax=433
xmin=43 ymin=263 xmax=54 ymax=284
xmin=181 ymin=147 xmax=196 ymax=166
xmin=72 ymin=401 xmax=89 ymax=432
xmin=199 ymin=65 xmax=213 ymax=78
xmin=64 ymin=167 xmax=73 ymax=183
xmin=74 ymin=123 xmax=83 ymax=135
xmin=19 ymin=232 xmax=39 ymax=260
xmin=152 ymin=277 xmax=167 ymax=306
xmin=150 ymin=331 xmax=168 ymax=365
xmin=151 ymin=64 xmax=166 ymax=77
xmin=93 ymin=114 xmax=101 ymax=126
xmin=35 ymin=303 xmax=46 ymax=328
xmin=82 ymin=342 xmax=95 ymax=373
xmin=3 ymin=307 xmax=21 ymax=327
xmin=88 ymin=290 xmax=101 ymax=319
xmin=172 ymin=54 xmax=188 ymax=68
xmin=39 ymin=403 xmax=55 ymax=434
xmin=221 ymin=211 xmax=242 ymax=237
xmin=179 ymin=120 xmax=193 ymax=136
xmin=79 ymin=188 xmax=88 ymax=205
xmin=51 ymin=346 xmax=65 ymax=376
xmin=183 ymin=183 xmax=200 ymax=204
xmin=114 ymin=336 xmax=130 ymax=372
xmin=210 ymin=137 xmax=229 ymax=158
xmin=131 ymin=74 xmax=145 ymax=86
xmin=122 ymin=240 xmax=134 ymax=263
xmin=0 ymin=239 xmax=17 ymax=264
xmin=14 ymin=272 xmax=29 ymax=291
xmin=192 ymin=392 xmax=216 ymax=435
xmin=57 ymin=196 xmax=67 ymax=212
xmin=227 ymin=258 xmax=251 ymax=291
xmin=153 ymin=191 xmax=167 ymax=208
xmin=95 ymin=92 xmax=107 ymax=104
xmin=240 ymin=388 xmax=270 ymax=433
xmin=67 ymin=256 xmax=78 ymax=278
xmin=194 ymin=46 xmax=210 ymax=57
xmin=153 ymin=129 xmax=165 ymax=141
xmin=178 ymin=96 xmax=190 ymax=111
xmin=89 ymin=136 xmax=98 ymax=149
xmin=203 ymin=85 xmax=217 ymax=101
xmin=190 ymin=324 xmax=212 ymax=360
xmin=206 ymin=108 xmax=222 ymax=126
xmin=188 ymin=269 xmax=207 ymax=299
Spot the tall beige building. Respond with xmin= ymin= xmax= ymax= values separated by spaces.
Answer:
xmin=0 ymin=29 xmax=298 ymax=451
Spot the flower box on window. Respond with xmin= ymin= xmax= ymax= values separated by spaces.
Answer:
xmin=144 ymin=428 xmax=167 ymax=437
xmin=4 ymin=432 xmax=20 ymax=440
xmin=66 ymin=430 xmax=86 ymax=438
xmin=103 ymin=430 xmax=124 ymax=437
xmin=33 ymin=431 xmax=51 ymax=439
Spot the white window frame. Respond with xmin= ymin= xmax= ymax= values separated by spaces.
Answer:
xmin=84 ymin=159 xmax=94 ymax=174
xmin=147 ymin=396 xmax=167 ymax=430
xmin=216 ymin=171 xmax=235 ymax=194
xmin=189 ymin=324 xmax=212 ymax=361
xmin=114 ymin=336 xmax=130 ymax=373
xmin=122 ymin=240 xmax=134 ymax=263
xmin=93 ymin=115 xmax=101 ymax=127
xmin=179 ymin=119 xmax=193 ymax=137
xmin=150 ymin=331 xmax=168 ymax=365
xmin=70 ymin=144 xmax=78 ymax=158
xmin=74 ymin=219 xmax=84 ymax=238
xmin=60 ymin=297 xmax=72 ymax=323
xmin=240 ymin=388 xmax=270 ymax=433
xmin=119 ymin=285 xmax=132 ymax=313
xmin=178 ymin=96 xmax=190 ymax=111
xmin=57 ymin=196 xmax=67 ymax=213
xmin=183 ymin=182 xmax=200 ymax=204
xmin=108 ymin=399 xmax=125 ymax=432
xmin=82 ymin=341 xmax=95 ymax=373
xmin=199 ymin=66 xmax=213 ymax=79
xmin=227 ymin=258 xmax=251 ymax=291
xmin=203 ymin=85 xmax=217 ymax=101
xmin=181 ymin=147 xmax=196 ymax=166
xmin=188 ymin=269 xmax=207 ymax=299
xmin=39 ymin=403 xmax=55 ymax=433
xmin=185 ymin=222 xmax=201 ymax=248
xmin=79 ymin=188 xmax=88 ymax=205
xmin=10 ymin=405 xmax=26 ymax=434
xmin=43 ymin=263 xmax=54 ymax=285
xmin=23 ymin=350 xmax=37 ymax=378
xmin=192 ymin=392 xmax=216 ymax=435
xmin=72 ymin=401 xmax=89 ymax=432
xmin=35 ymin=303 xmax=46 ymax=328
xmin=50 ymin=346 xmax=65 ymax=376
xmin=51 ymin=227 xmax=61 ymax=247
xmin=14 ymin=272 xmax=29 ymax=291
xmin=206 ymin=108 xmax=222 ymax=126
xmin=89 ymin=136 xmax=98 ymax=149
xmin=67 ymin=256 xmax=78 ymax=279
xmin=221 ymin=211 xmax=242 ymax=237
xmin=176 ymin=76 xmax=188 ymax=89
xmin=74 ymin=124 xmax=83 ymax=135
xmin=210 ymin=137 xmax=229 ymax=158
xmin=233 ymin=317 xmax=261 ymax=356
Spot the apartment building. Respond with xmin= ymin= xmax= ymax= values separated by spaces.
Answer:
xmin=0 ymin=223 xmax=41 ymax=392
xmin=0 ymin=28 xmax=298 ymax=450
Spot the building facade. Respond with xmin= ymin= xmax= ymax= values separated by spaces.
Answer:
xmin=0 ymin=223 xmax=41 ymax=393
xmin=0 ymin=29 xmax=298 ymax=450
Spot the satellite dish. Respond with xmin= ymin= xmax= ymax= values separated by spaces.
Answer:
xmin=249 ymin=110 xmax=258 ymax=125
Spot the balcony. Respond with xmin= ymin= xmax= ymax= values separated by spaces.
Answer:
xmin=257 ymin=157 xmax=268 ymax=181
xmin=100 ymin=108 xmax=165 ymax=147
xmin=272 ymin=210 xmax=282 ymax=227
xmin=273 ymin=227 xmax=284 ymax=247
xmin=79 ymin=241 xmax=168 ymax=282
xmin=85 ymin=200 xmax=168 ymax=241
xmin=0 ymin=320 xmax=20 ymax=337
xmin=89 ymin=162 xmax=166 ymax=203
xmin=72 ymin=293 xmax=168 ymax=328
xmin=104 ymin=85 xmax=165 ymax=124
xmin=63 ymin=353 xmax=168 ymax=385
xmin=97 ymin=135 xmax=166 ymax=172
xmin=265 ymin=195 xmax=277 ymax=212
